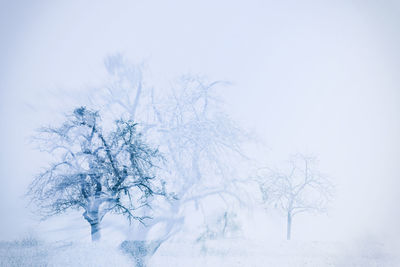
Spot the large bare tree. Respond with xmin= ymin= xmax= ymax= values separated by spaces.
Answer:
xmin=86 ymin=55 xmax=252 ymax=245
xmin=27 ymin=107 xmax=168 ymax=241
xmin=258 ymin=154 xmax=333 ymax=240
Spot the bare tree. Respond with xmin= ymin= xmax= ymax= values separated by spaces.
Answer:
xmin=85 ymin=55 xmax=252 ymax=245
xmin=146 ymin=75 xmax=250 ymax=240
xmin=27 ymin=107 xmax=168 ymax=241
xmin=258 ymin=154 xmax=333 ymax=240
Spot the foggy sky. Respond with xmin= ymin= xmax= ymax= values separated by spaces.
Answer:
xmin=0 ymin=0 xmax=399 ymax=242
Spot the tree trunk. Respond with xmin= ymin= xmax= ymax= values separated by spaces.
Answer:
xmin=287 ymin=212 xmax=292 ymax=240
xmin=90 ymin=222 xmax=101 ymax=242
xmin=83 ymin=209 xmax=101 ymax=242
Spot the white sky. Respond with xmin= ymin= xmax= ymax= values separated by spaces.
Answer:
xmin=0 ymin=0 xmax=399 ymax=242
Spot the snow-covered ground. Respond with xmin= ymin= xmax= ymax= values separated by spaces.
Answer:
xmin=1 ymin=238 xmax=398 ymax=267
xmin=0 ymin=240 xmax=132 ymax=267
xmin=150 ymin=239 xmax=399 ymax=267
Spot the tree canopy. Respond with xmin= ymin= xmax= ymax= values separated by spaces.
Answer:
xmin=28 ymin=107 xmax=168 ymax=241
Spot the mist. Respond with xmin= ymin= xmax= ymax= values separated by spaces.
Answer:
xmin=1 ymin=1 xmax=399 ymax=266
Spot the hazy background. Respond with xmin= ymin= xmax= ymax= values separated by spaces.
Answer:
xmin=0 ymin=0 xmax=399 ymax=246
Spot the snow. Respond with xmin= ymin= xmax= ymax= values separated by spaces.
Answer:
xmin=0 ymin=240 xmax=132 ymax=267
xmin=1 ymin=238 xmax=398 ymax=267
xmin=150 ymin=239 xmax=399 ymax=267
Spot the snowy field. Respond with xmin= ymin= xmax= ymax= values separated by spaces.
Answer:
xmin=1 ymin=238 xmax=398 ymax=267
xmin=1 ymin=2 xmax=400 ymax=267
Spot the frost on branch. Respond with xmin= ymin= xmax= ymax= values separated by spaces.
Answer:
xmin=28 ymin=107 xmax=168 ymax=241
xmin=257 ymin=154 xmax=334 ymax=240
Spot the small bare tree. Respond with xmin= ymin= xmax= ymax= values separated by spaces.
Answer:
xmin=258 ymin=154 xmax=333 ymax=240
xmin=27 ymin=107 xmax=168 ymax=241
